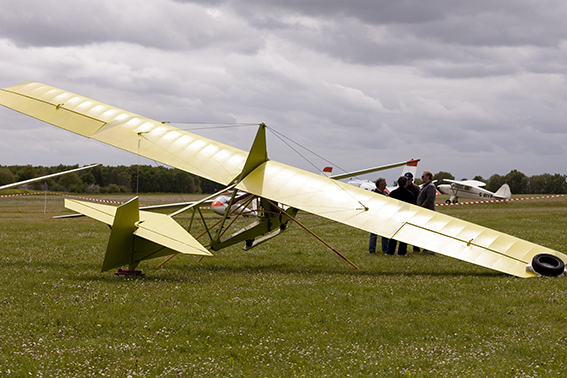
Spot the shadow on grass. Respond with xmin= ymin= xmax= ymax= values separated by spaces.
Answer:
xmin=70 ymin=262 xmax=506 ymax=284
xmin=0 ymin=253 xmax=507 ymax=283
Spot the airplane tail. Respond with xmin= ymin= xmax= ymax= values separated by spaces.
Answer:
xmin=400 ymin=159 xmax=419 ymax=179
xmin=65 ymin=197 xmax=212 ymax=272
xmin=494 ymin=184 xmax=512 ymax=199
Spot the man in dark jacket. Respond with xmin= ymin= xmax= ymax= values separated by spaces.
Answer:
xmin=387 ymin=176 xmax=415 ymax=256
xmin=416 ymin=170 xmax=437 ymax=254
xmin=405 ymin=172 xmax=421 ymax=252
xmin=369 ymin=177 xmax=390 ymax=254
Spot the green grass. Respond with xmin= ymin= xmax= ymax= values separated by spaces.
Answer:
xmin=1 ymin=193 xmax=567 ymax=377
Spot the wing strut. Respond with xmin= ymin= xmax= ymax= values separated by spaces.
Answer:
xmin=263 ymin=199 xmax=359 ymax=269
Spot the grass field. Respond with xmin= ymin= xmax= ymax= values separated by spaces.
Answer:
xmin=1 ymin=192 xmax=566 ymax=377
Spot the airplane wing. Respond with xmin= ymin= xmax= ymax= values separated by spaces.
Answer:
xmin=2 ymin=81 xmax=565 ymax=278
xmin=0 ymin=81 xmax=247 ymax=186
xmin=444 ymin=179 xmax=487 ymax=187
xmin=329 ymin=159 xmax=419 ymax=180
xmin=236 ymin=160 xmax=565 ymax=277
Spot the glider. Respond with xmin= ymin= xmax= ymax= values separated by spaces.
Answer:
xmin=0 ymin=81 xmax=565 ymax=278
xmin=438 ymin=179 xmax=511 ymax=203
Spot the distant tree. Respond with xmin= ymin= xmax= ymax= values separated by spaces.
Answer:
xmin=171 ymin=171 xmax=197 ymax=193
xmin=486 ymin=174 xmax=506 ymax=193
xmin=528 ymin=174 xmax=567 ymax=194
xmin=115 ymin=171 xmax=132 ymax=191
xmin=505 ymin=169 xmax=528 ymax=194
xmin=18 ymin=165 xmax=36 ymax=181
xmin=473 ymin=175 xmax=486 ymax=183
xmin=85 ymin=184 xmax=101 ymax=194
xmin=80 ymin=172 xmax=96 ymax=186
xmin=102 ymin=184 xmax=123 ymax=193
xmin=433 ymin=171 xmax=454 ymax=185
xmin=200 ymin=178 xmax=223 ymax=193
xmin=0 ymin=167 xmax=15 ymax=186
xmin=58 ymin=172 xmax=83 ymax=191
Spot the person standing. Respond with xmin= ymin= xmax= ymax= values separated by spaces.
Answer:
xmin=417 ymin=170 xmax=436 ymax=210
xmin=405 ymin=172 xmax=420 ymax=203
xmin=369 ymin=177 xmax=390 ymax=254
xmin=405 ymin=172 xmax=421 ymax=252
xmin=416 ymin=170 xmax=437 ymax=254
xmin=387 ymin=176 xmax=415 ymax=256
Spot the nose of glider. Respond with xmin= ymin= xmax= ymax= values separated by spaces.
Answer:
xmin=211 ymin=200 xmax=223 ymax=208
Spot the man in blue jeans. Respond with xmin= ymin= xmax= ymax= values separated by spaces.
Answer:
xmin=387 ymin=176 xmax=415 ymax=256
xmin=368 ymin=177 xmax=389 ymax=254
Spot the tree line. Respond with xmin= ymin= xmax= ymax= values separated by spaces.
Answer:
xmin=0 ymin=165 xmax=224 ymax=194
xmin=2 ymin=165 xmax=567 ymax=195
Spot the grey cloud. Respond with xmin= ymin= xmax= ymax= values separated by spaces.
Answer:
xmin=0 ymin=0 xmax=264 ymax=53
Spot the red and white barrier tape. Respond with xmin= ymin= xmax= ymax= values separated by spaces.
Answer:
xmin=5 ymin=190 xmax=566 ymax=208
xmin=0 ymin=191 xmax=212 ymax=209
xmin=0 ymin=191 xmax=125 ymax=204
xmin=436 ymin=194 xmax=567 ymax=206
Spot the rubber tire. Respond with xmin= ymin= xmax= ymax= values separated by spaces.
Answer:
xmin=531 ymin=253 xmax=565 ymax=276
xmin=445 ymin=200 xmax=451 ymax=204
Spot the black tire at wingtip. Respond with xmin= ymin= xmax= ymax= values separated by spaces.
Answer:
xmin=531 ymin=253 xmax=565 ymax=276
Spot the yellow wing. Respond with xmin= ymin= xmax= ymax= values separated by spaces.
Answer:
xmin=2 ymin=81 xmax=565 ymax=277
xmin=0 ymin=81 xmax=247 ymax=185
xmin=236 ymin=161 xmax=565 ymax=277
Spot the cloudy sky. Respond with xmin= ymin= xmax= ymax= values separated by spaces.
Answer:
xmin=1 ymin=0 xmax=566 ymax=184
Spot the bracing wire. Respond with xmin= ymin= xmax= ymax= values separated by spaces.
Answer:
xmin=266 ymin=127 xmax=354 ymax=179
xmin=265 ymin=126 xmax=370 ymax=211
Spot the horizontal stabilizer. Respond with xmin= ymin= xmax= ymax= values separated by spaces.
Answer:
xmin=65 ymin=199 xmax=117 ymax=225
xmin=65 ymin=198 xmax=211 ymax=272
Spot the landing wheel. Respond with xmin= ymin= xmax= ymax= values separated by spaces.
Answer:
xmin=445 ymin=199 xmax=451 ymax=204
xmin=452 ymin=199 xmax=458 ymax=204
xmin=531 ymin=254 xmax=565 ymax=276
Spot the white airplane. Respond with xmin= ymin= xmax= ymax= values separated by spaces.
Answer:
xmin=437 ymin=179 xmax=512 ymax=203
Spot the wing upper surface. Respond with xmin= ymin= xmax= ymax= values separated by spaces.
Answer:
xmin=0 ymin=81 xmax=247 ymax=186
xmin=444 ymin=179 xmax=487 ymax=187
xmin=237 ymin=161 xmax=566 ymax=277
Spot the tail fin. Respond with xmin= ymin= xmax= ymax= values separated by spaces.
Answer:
xmin=322 ymin=167 xmax=333 ymax=177
xmin=494 ymin=184 xmax=512 ymax=199
xmin=400 ymin=159 xmax=419 ymax=179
